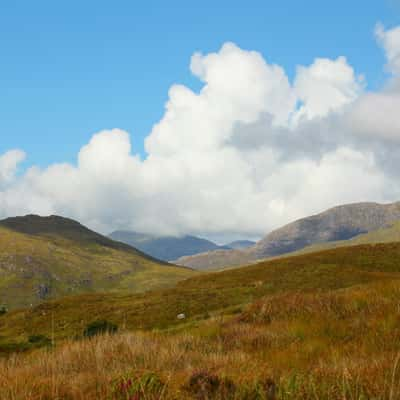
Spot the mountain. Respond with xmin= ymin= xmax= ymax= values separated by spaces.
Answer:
xmin=290 ymin=219 xmax=400 ymax=256
xmin=0 ymin=215 xmax=195 ymax=309
xmin=1 ymin=215 xmax=143 ymax=253
xmin=175 ymin=201 xmax=400 ymax=270
xmin=224 ymin=240 xmax=255 ymax=249
xmin=108 ymin=230 xmax=228 ymax=261
xmin=251 ymin=201 xmax=400 ymax=258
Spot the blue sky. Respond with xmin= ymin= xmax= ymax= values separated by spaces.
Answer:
xmin=1 ymin=0 xmax=399 ymax=168
xmin=1 ymin=0 xmax=400 ymax=238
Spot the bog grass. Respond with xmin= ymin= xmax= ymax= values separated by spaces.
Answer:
xmin=2 ymin=242 xmax=400 ymax=398
xmin=1 ymin=280 xmax=400 ymax=399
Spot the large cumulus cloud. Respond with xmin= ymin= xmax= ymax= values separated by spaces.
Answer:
xmin=1 ymin=24 xmax=400 ymax=240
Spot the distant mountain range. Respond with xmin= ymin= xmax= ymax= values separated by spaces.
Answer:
xmin=108 ymin=231 xmax=254 ymax=261
xmin=175 ymin=201 xmax=400 ymax=270
xmin=0 ymin=215 xmax=194 ymax=309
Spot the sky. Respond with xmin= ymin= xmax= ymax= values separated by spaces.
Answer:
xmin=1 ymin=1 xmax=400 ymax=242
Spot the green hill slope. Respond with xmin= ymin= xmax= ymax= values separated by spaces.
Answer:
xmin=0 ymin=215 xmax=195 ymax=310
xmin=2 ymin=241 xmax=400 ymax=345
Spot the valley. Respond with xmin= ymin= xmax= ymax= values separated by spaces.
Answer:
xmin=2 ymin=206 xmax=400 ymax=399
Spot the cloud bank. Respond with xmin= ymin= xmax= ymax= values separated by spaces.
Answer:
xmin=1 ymin=24 xmax=400 ymax=240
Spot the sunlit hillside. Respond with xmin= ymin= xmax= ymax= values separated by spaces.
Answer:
xmin=0 ymin=216 xmax=195 ymax=310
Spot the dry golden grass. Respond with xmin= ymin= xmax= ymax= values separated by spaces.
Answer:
xmin=2 ymin=279 xmax=400 ymax=399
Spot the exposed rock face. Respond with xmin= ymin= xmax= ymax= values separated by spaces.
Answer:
xmin=252 ymin=202 xmax=400 ymax=258
xmin=176 ymin=202 xmax=400 ymax=270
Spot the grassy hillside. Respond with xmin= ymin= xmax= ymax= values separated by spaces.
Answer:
xmin=0 ymin=216 xmax=195 ymax=310
xmin=175 ymin=247 xmax=254 ymax=270
xmin=225 ymin=240 xmax=256 ymax=249
xmin=2 ymin=244 xmax=400 ymax=398
xmin=0 ymin=215 xmax=140 ymax=253
xmin=2 ymin=241 xmax=400 ymax=345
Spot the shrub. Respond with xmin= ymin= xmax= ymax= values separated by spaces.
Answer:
xmin=0 ymin=342 xmax=30 ymax=354
xmin=83 ymin=320 xmax=118 ymax=338
xmin=113 ymin=371 xmax=165 ymax=399
xmin=183 ymin=372 xmax=278 ymax=400
xmin=28 ymin=334 xmax=52 ymax=347
xmin=0 ymin=305 xmax=7 ymax=316
xmin=245 ymin=379 xmax=276 ymax=400
xmin=183 ymin=370 xmax=236 ymax=399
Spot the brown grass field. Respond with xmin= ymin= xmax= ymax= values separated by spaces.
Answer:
xmin=2 ymin=243 xmax=400 ymax=399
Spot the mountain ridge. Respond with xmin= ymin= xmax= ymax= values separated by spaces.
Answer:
xmin=286 ymin=219 xmax=400 ymax=257
xmin=108 ymin=230 xmax=230 ymax=261
xmin=1 ymin=215 xmax=147 ymax=256
xmin=175 ymin=201 xmax=400 ymax=270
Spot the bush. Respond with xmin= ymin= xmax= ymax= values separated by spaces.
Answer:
xmin=113 ymin=371 xmax=165 ymax=400
xmin=0 ymin=342 xmax=30 ymax=354
xmin=28 ymin=334 xmax=52 ymax=346
xmin=183 ymin=370 xmax=236 ymax=399
xmin=183 ymin=371 xmax=277 ymax=400
xmin=0 ymin=305 xmax=7 ymax=316
xmin=83 ymin=320 xmax=118 ymax=338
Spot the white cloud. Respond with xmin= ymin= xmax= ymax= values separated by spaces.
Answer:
xmin=0 ymin=27 xmax=400 ymax=239
xmin=347 ymin=92 xmax=400 ymax=141
xmin=145 ymin=43 xmax=296 ymax=157
xmin=376 ymin=23 xmax=400 ymax=75
xmin=0 ymin=150 xmax=25 ymax=186
xmin=293 ymin=57 xmax=363 ymax=122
